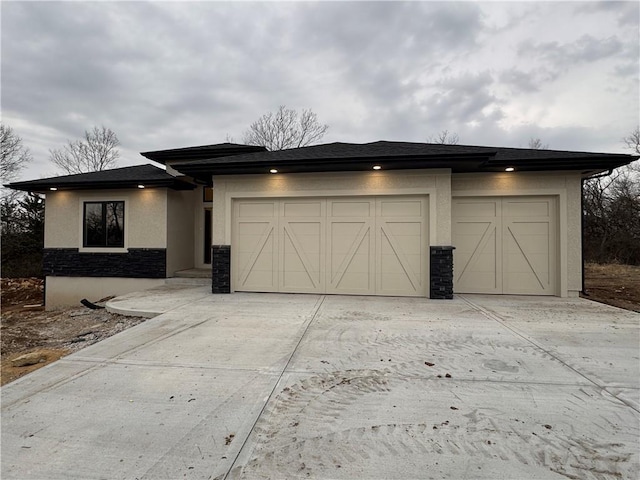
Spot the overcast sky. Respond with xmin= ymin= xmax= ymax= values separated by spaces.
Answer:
xmin=2 ymin=1 xmax=638 ymax=182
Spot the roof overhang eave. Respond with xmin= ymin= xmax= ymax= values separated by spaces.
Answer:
xmin=174 ymin=153 xmax=495 ymax=177
xmin=169 ymin=152 xmax=637 ymax=177
xmin=481 ymin=155 xmax=636 ymax=173
xmin=5 ymin=179 xmax=197 ymax=193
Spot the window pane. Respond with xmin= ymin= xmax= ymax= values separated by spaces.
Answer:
xmin=83 ymin=201 xmax=124 ymax=247
xmin=84 ymin=203 xmax=105 ymax=247
xmin=106 ymin=202 xmax=124 ymax=247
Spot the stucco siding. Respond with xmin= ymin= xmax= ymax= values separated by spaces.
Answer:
xmin=129 ymin=188 xmax=168 ymax=248
xmin=166 ymin=189 xmax=196 ymax=275
xmin=44 ymin=188 xmax=168 ymax=249
xmin=44 ymin=190 xmax=80 ymax=248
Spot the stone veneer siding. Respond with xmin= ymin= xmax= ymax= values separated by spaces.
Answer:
xmin=211 ymin=245 xmax=231 ymax=293
xmin=430 ymin=246 xmax=455 ymax=299
xmin=43 ymin=248 xmax=166 ymax=278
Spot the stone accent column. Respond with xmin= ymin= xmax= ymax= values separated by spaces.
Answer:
xmin=430 ymin=246 xmax=455 ymax=299
xmin=211 ymin=245 xmax=231 ymax=294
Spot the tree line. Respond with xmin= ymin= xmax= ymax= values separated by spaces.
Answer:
xmin=583 ymin=128 xmax=640 ymax=265
xmin=1 ymin=117 xmax=639 ymax=279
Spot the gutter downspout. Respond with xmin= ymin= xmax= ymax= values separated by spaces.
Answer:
xmin=581 ymin=168 xmax=613 ymax=296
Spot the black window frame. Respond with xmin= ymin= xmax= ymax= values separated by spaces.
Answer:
xmin=83 ymin=201 xmax=125 ymax=248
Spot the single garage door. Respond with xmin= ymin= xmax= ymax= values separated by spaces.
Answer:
xmin=452 ymin=196 xmax=557 ymax=295
xmin=233 ymin=196 xmax=428 ymax=296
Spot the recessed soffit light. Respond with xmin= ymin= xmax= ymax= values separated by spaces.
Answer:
xmin=270 ymin=169 xmax=278 ymax=174
xmin=373 ymin=165 xmax=382 ymax=170
xmin=505 ymin=167 xmax=515 ymax=172
xmin=49 ymin=187 xmax=58 ymax=191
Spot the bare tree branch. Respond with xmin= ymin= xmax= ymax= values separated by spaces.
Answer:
xmin=50 ymin=126 xmax=120 ymax=174
xmin=528 ymin=137 xmax=548 ymax=149
xmin=622 ymin=126 xmax=640 ymax=156
xmin=1 ymin=124 xmax=32 ymax=183
xmin=242 ymin=106 xmax=329 ymax=151
xmin=427 ymin=130 xmax=459 ymax=145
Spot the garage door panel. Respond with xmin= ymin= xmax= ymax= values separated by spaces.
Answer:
xmin=236 ymin=222 xmax=277 ymax=291
xmin=281 ymin=230 xmax=322 ymax=292
xmin=329 ymin=200 xmax=373 ymax=217
xmin=377 ymin=225 xmax=423 ymax=296
xmin=329 ymin=222 xmax=369 ymax=252
xmin=504 ymin=218 xmax=554 ymax=294
xmin=503 ymin=200 xmax=550 ymax=217
xmin=282 ymin=201 xmax=322 ymax=217
xmin=383 ymin=222 xmax=423 ymax=255
xmin=380 ymin=200 xmax=423 ymax=217
xmin=454 ymin=200 xmax=499 ymax=217
xmin=453 ymin=196 xmax=556 ymax=295
xmin=238 ymin=202 xmax=276 ymax=217
xmin=336 ymin=271 xmax=372 ymax=293
xmin=453 ymin=217 xmax=500 ymax=294
xmin=328 ymin=222 xmax=373 ymax=294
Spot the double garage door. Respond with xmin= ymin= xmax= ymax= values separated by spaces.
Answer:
xmin=233 ymin=196 xmax=428 ymax=296
xmin=452 ymin=196 xmax=557 ymax=295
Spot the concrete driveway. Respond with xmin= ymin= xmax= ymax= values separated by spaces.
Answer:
xmin=2 ymin=288 xmax=639 ymax=479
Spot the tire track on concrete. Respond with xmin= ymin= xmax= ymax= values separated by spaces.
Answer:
xmin=459 ymin=295 xmax=640 ymax=414
xmin=233 ymin=418 xmax=636 ymax=479
xmin=231 ymin=367 xmax=638 ymax=478
xmin=229 ymin=322 xmax=638 ymax=479
xmin=221 ymin=295 xmax=326 ymax=480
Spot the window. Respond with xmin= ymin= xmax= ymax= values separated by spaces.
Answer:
xmin=83 ymin=201 xmax=125 ymax=247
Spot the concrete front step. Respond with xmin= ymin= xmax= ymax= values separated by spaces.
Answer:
xmin=174 ymin=268 xmax=211 ymax=279
xmin=166 ymin=277 xmax=211 ymax=286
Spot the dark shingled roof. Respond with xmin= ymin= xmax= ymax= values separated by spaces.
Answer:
xmin=5 ymin=164 xmax=196 ymax=193
xmin=141 ymin=143 xmax=267 ymax=164
xmin=168 ymin=141 xmax=636 ymax=180
xmin=9 ymin=141 xmax=635 ymax=193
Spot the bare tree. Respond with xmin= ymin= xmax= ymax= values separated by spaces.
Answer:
xmin=583 ymin=166 xmax=640 ymax=265
xmin=50 ymin=126 xmax=120 ymax=174
xmin=242 ymin=106 xmax=329 ymax=151
xmin=1 ymin=124 xmax=32 ymax=183
xmin=622 ymin=126 xmax=640 ymax=154
xmin=427 ymin=130 xmax=459 ymax=145
xmin=582 ymin=128 xmax=640 ymax=266
xmin=528 ymin=137 xmax=548 ymax=149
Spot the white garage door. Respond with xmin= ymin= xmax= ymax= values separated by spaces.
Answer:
xmin=233 ymin=196 xmax=428 ymax=296
xmin=452 ymin=196 xmax=557 ymax=295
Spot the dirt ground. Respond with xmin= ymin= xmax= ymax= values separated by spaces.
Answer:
xmin=582 ymin=263 xmax=640 ymax=313
xmin=1 ymin=278 xmax=146 ymax=386
xmin=1 ymin=264 xmax=639 ymax=386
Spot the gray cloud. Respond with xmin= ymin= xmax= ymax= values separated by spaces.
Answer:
xmin=575 ymin=1 xmax=640 ymax=27
xmin=518 ymin=35 xmax=624 ymax=69
xmin=425 ymin=71 xmax=501 ymax=124
xmin=1 ymin=1 xmax=638 ymax=181
xmin=498 ymin=67 xmax=561 ymax=94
